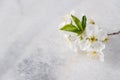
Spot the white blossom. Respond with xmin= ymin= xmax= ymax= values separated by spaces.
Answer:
xmin=61 ymin=12 xmax=108 ymax=61
xmin=64 ymin=23 xmax=107 ymax=61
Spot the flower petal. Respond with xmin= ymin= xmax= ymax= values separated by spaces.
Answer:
xmin=97 ymin=30 xmax=108 ymax=41
xmin=87 ymin=50 xmax=104 ymax=61
xmin=70 ymin=10 xmax=75 ymax=15
xmin=66 ymin=34 xmax=79 ymax=42
xmin=98 ymin=51 xmax=104 ymax=62
xmin=87 ymin=51 xmax=99 ymax=60
xmin=89 ymin=41 xmax=105 ymax=51
xmin=78 ymin=39 xmax=91 ymax=51
xmin=63 ymin=10 xmax=75 ymax=24
xmin=86 ymin=24 xmax=99 ymax=37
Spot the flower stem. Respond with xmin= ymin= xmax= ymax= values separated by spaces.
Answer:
xmin=108 ymin=30 xmax=120 ymax=36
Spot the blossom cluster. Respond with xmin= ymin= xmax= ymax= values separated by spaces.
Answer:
xmin=60 ymin=11 xmax=108 ymax=61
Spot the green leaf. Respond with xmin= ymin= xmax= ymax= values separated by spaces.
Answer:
xmin=60 ymin=24 xmax=80 ymax=34
xmin=82 ymin=15 xmax=87 ymax=30
xmin=71 ymin=15 xmax=83 ymax=31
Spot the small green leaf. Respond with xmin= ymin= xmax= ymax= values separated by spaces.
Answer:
xmin=82 ymin=15 xmax=87 ymax=30
xmin=71 ymin=15 xmax=83 ymax=31
xmin=60 ymin=24 xmax=80 ymax=34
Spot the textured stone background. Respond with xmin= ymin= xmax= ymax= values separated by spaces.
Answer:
xmin=0 ymin=0 xmax=120 ymax=80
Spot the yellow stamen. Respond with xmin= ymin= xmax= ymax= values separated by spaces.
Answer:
xmin=89 ymin=19 xmax=95 ymax=24
xmin=89 ymin=36 xmax=98 ymax=43
xmin=103 ymin=37 xmax=109 ymax=42
xmin=87 ymin=51 xmax=99 ymax=60
xmin=92 ymin=51 xmax=97 ymax=55
xmin=67 ymin=35 xmax=73 ymax=42
xmin=79 ymin=36 xmax=83 ymax=40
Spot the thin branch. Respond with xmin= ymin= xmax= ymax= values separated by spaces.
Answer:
xmin=108 ymin=30 xmax=120 ymax=36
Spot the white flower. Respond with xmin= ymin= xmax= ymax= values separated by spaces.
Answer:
xmin=62 ymin=10 xmax=75 ymax=25
xmin=79 ymin=39 xmax=90 ymax=51
xmin=63 ymin=23 xmax=107 ymax=61
xmin=63 ymin=32 xmax=79 ymax=52
xmin=77 ymin=24 xmax=106 ymax=51
xmin=87 ymin=50 xmax=104 ymax=62
xmin=60 ymin=13 xmax=108 ymax=61
xmin=86 ymin=24 xmax=107 ymax=51
xmin=79 ymin=24 xmax=107 ymax=61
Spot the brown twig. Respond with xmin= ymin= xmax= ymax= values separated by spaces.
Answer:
xmin=108 ymin=30 xmax=120 ymax=36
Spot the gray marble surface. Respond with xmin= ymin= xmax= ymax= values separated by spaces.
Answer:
xmin=0 ymin=0 xmax=120 ymax=80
